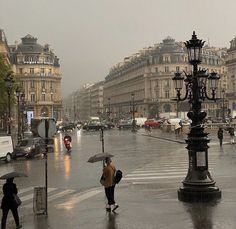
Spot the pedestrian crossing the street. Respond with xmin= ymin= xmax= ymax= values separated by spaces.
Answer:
xmin=122 ymin=154 xmax=219 ymax=184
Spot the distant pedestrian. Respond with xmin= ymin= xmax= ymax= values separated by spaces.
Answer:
xmin=175 ymin=122 xmax=181 ymax=135
xmin=145 ymin=125 xmax=152 ymax=135
xmin=102 ymin=157 xmax=119 ymax=212
xmin=228 ymin=127 xmax=235 ymax=144
xmin=1 ymin=178 xmax=22 ymax=229
xmin=217 ymin=127 xmax=223 ymax=146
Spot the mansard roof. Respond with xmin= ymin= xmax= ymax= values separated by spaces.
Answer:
xmin=15 ymin=34 xmax=49 ymax=54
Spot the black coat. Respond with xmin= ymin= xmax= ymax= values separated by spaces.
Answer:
xmin=1 ymin=182 xmax=18 ymax=209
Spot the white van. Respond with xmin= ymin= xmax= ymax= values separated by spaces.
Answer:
xmin=0 ymin=136 xmax=13 ymax=162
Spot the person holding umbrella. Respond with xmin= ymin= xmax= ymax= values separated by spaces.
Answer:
xmin=0 ymin=171 xmax=26 ymax=229
xmin=102 ymin=157 xmax=119 ymax=212
xmin=1 ymin=178 xmax=22 ymax=229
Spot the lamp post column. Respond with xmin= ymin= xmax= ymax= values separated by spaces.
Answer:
xmin=16 ymin=89 xmax=21 ymax=142
xmin=4 ymin=73 xmax=14 ymax=135
xmin=7 ymin=91 xmax=11 ymax=135
xmin=131 ymin=93 xmax=136 ymax=132
xmin=222 ymin=89 xmax=225 ymax=122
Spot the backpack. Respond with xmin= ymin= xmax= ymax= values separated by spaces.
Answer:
xmin=114 ymin=170 xmax=123 ymax=184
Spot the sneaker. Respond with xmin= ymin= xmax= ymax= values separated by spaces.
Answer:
xmin=106 ymin=205 xmax=111 ymax=212
xmin=16 ymin=225 xmax=23 ymax=229
xmin=112 ymin=204 xmax=119 ymax=212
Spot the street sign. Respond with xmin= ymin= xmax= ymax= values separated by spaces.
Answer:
xmin=37 ymin=119 xmax=56 ymax=138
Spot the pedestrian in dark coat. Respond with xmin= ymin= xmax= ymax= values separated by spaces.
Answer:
xmin=217 ymin=127 xmax=223 ymax=146
xmin=1 ymin=178 xmax=22 ymax=229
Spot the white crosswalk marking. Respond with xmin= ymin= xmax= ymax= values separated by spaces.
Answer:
xmin=123 ymin=155 xmax=218 ymax=183
xmin=20 ymin=188 xmax=57 ymax=202
xmin=15 ymin=186 xmax=102 ymax=210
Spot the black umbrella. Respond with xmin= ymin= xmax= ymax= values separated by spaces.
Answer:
xmin=88 ymin=153 xmax=114 ymax=163
xmin=0 ymin=171 xmax=27 ymax=180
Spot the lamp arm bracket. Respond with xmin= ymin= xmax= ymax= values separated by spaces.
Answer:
xmin=204 ymin=88 xmax=216 ymax=101
xmin=177 ymin=86 xmax=189 ymax=101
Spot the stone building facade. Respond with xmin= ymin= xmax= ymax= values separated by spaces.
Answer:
xmin=226 ymin=37 xmax=236 ymax=118
xmin=103 ymin=37 xmax=227 ymax=120
xmin=10 ymin=34 xmax=62 ymax=121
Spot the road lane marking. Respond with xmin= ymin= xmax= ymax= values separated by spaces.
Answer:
xmin=123 ymin=175 xmax=184 ymax=180
xmin=56 ymin=189 xmax=102 ymax=210
xmin=126 ymin=172 xmax=187 ymax=177
xmin=18 ymin=187 xmax=34 ymax=195
xmin=20 ymin=188 xmax=57 ymax=202
xmin=48 ymin=189 xmax=76 ymax=201
xmin=24 ymin=189 xmax=77 ymax=208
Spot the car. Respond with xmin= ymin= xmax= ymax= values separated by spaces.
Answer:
xmin=0 ymin=135 xmax=14 ymax=162
xmin=144 ymin=119 xmax=161 ymax=128
xmin=117 ymin=120 xmax=134 ymax=130
xmin=82 ymin=121 xmax=105 ymax=131
xmin=12 ymin=137 xmax=44 ymax=159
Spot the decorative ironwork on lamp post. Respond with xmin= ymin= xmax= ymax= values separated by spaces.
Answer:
xmin=172 ymin=32 xmax=221 ymax=202
xmin=4 ymin=72 xmax=14 ymax=135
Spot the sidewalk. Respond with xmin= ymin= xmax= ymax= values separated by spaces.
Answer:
xmin=6 ymin=131 xmax=236 ymax=229
xmin=144 ymin=128 xmax=232 ymax=145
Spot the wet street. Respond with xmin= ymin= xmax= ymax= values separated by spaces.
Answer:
xmin=1 ymin=128 xmax=236 ymax=228
xmin=0 ymin=129 xmax=183 ymax=191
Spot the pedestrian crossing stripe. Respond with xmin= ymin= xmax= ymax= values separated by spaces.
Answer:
xmin=10 ymin=187 xmax=102 ymax=209
xmin=123 ymin=156 xmax=218 ymax=182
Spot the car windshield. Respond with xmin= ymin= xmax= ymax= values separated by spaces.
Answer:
xmin=19 ymin=139 xmax=29 ymax=146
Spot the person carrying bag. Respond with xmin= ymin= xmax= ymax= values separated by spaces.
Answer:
xmin=1 ymin=178 xmax=22 ymax=229
xmin=102 ymin=157 xmax=119 ymax=212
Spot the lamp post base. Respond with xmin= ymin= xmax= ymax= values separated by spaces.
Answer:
xmin=178 ymin=186 xmax=221 ymax=202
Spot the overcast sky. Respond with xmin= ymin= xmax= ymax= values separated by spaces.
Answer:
xmin=1 ymin=0 xmax=236 ymax=97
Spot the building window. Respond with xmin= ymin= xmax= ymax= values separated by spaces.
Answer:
xmin=19 ymin=68 xmax=23 ymax=74
xmin=31 ymin=94 xmax=35 ymax=102
xmin=165 ymin=91 xmax=169 ymax=98
xmin=165 ymin=80 xmax=170 ymax=87
xmin=51 ymin=93 xmax=53 ymax=101
xmin=164 ymin=66 xmax=169 ymax=72
xmin=42 ymin=81 xmax=46 ymax=88
xmin=30 ymin=80 xmax=35 ymax=88
xmin=30 ymin=68 xmax=34 ymax=74
xmin=155 ymin=67 xmax=158 ymax=72
xmin=49 ymin=69 xmax=52 ymax=76
xmin=164 ymin=57 xmax=169 ymax=62
xmin=41 ymin=68 xmax=45 ymax=75
xmin=42 ymin=94 xmax=46 ymax=101
xmin=176 ymin=66 xmax=180 ymax=72
xmin=50 ymin=81 xmax=53 ymax=89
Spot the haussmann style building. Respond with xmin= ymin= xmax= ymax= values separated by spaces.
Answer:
xmin=103 ymin=37 xmax=227 ymax=120
xmin=10 ymin=34 xmax=62 ymax=121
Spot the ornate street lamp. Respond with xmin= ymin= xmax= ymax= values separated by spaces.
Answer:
xmin=20 ymin=91 xmax=26 ymax=138
xmin=131 ymin=93 xmax=136 ymax=132
xmin=4 ymin=72 xmax=14 ymax=135
xmin=107 ymin=98 xmax=111 ymax=122
xmin=172 ymin=32 xmax=221 ymax=202
xmin=221 ymin=89 xmax=226 ymax=122
xmin=16 ymin=87 xmax=21 ymax=141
